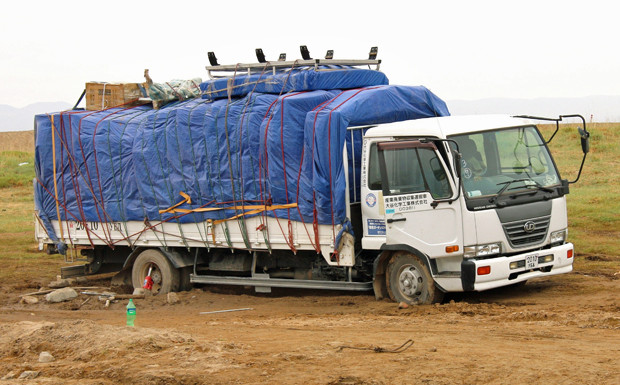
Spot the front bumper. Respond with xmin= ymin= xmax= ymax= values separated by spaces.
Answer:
xmin=461 ymin=243 xmax=574 ymax=291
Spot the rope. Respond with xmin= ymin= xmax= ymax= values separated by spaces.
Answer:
xmin=308 ymin=92 xmax=345 ymax=245
xmin=108 ymin=107 xmax=151 ymax=247
xmin=49 ymin=115 xmax=64 ymax=241
xmin=314 ymin=87 xmax=381 ymax=246
xmin=159 ymin=192 xmax=297 ymax=225
xmin=56 ymin=115 xmax=72 ymax=248
xmin=211 ymin=101 xmax=233 ymax=249
xmin=223 ymin=77 xmax=251 ymax=249
xmin=35 ymin=178 xmax=115 ymax=245
xmin=183 ymin=99 xmax=213 ymax=249
xmin=237 ymin=67 xmax=271 ymax=252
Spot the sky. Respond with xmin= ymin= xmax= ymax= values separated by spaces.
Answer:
xmin=1 ymin=0 xmax=618 ymax=108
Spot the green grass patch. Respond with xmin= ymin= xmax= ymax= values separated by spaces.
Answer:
xmin=0 ymin=181 xmax=63 ymax=285
xmin=541 ymin=123 xmax=620 ymax=265
xmin=0 ymin=151 xmax=35 ymax=188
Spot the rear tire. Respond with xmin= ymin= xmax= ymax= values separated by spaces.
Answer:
xmin=131 ymin=249 xmax=179 ymax=295
xmin=179 ymin=266 xmax=193 ymax=292
xmin=386 ymin=252 xmax=444 ymax=305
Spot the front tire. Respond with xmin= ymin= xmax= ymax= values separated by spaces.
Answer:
xmin=386 ymin=252 xmax=443 ymax=305
xmin=131 ymin=249 xmax=180 ymax=295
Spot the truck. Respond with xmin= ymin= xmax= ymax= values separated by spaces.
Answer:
xmin=33 ymin=50 xmax=590 ymax=304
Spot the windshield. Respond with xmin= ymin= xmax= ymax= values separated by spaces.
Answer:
xmin=451 ymin=126 xmax=561 ymax=199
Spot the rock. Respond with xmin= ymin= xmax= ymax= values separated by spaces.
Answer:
xmin=133 ymin=288 xmax=146 ymax=296
xmin=429 ymin=347 xmax=437 ymax=352
xmin=45 ymin=287 xmax=78 ymax=303
xmin=1 ymin=371 xmax=16 ymax=380
xmin=18 ymin=371 xmax=39 ymax=379
xmin=49 ymin=279 xmax=72 ymax=288
xmin=398 ymin=302 xmax=409 ymax=309
xmin=20 ymin=296 xmax=39 ymax=305
xmin=38 ymin=351 xmax=55 ymax=363
xmin=167 ymin=292 xmax=179 ymax=305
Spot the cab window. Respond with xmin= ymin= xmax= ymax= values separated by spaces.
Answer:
xmin=368 ymin=143 xmax=451 ymax=199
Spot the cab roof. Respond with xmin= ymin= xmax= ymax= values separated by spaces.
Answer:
xmin=363 ymin=114 xmax=533 ymax=139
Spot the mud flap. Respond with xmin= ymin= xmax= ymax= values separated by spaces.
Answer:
xmin=461 ymin=260 xmax=476 ymax=291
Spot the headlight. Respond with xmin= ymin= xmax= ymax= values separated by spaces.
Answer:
xmin=464 ymin=243 xmax=501 ymax=259
xmin=550 ymin=229 xmax=567 ymax=245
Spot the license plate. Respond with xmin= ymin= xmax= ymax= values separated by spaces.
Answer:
xmin=525 ymin=254 xmax=539 ymax=269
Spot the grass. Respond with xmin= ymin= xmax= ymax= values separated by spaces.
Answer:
xmin=0 ymin=151 xmax=35 ymax=188
xmin=539 ymin=122 xmax=620 ymax=275
xmin=0 ymin=183 xmax=61 ymax=287
xmin=0 ymin=123 xmax=618 ymax=286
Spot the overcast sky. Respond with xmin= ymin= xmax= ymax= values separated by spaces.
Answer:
xmin=1 ymin=0 xmax=618 ymax=108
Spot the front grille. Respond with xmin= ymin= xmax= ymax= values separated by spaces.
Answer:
xmin=503 ymin=215 xmax=550 ymax=248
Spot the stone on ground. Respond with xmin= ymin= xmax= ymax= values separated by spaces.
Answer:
xmin=45 ymin=287 xmax=78 ymax=303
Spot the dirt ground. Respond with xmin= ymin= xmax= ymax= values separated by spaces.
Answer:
xmin=0 ymin=265 xmax=618 ymax=385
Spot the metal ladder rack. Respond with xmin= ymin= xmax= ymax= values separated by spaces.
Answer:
xmin=205 ymin=46 xmax=381 ymax=79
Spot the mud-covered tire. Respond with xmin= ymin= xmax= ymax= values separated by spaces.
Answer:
xmin=131 ymin=249 xmax=179 ymax=295
xmin=386 ymin=252 xmax=444 ymax=305
xmin=179 ymin=266 xmax=193 ymax=292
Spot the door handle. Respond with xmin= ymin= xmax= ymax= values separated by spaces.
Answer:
xmin=387 ymin=217 xmax=407 ymax=224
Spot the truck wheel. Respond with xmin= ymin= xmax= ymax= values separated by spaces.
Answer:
xmin=179 ymin=266 xmax=193 ymax=292
xmin=386 ymin=252 xmax=443 ymax=305
xmin=131 ymin=249 xmax=179 ymax=295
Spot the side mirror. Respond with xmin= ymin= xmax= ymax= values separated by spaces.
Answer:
xmin=560 ymin=179 xmax=570 ymax=195
xmin=578 ymin=127 xmax=590 ymax=154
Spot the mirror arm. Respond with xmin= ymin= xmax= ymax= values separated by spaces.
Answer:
xmin=513 ymin=114 xmax=590 ymax=185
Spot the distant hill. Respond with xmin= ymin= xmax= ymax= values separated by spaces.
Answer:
xmin=0 ymin=102 xmax=72 ymax=132
xmin=447 ymin=95 xmax=620 ymax=122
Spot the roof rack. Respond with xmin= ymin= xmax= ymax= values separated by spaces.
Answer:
xmin=205 ymin=46 xmax=381 ymax=79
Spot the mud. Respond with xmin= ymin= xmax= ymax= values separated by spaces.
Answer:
xmin=0 ymin=269 xmax=618 ymax=384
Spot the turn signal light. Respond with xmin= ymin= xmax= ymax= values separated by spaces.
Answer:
xmin=477 ymin=266 xmax=491 ymax=275
xmin=567 ymin=249 xmax=573 ymax=259
xmin=445 ymin=245 xmax=459 ymax=253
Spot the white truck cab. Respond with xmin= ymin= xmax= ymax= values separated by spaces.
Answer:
xmin=362 ymin=115 xmax=582 ymax=304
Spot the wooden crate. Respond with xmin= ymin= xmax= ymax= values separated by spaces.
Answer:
xmin=85 ymin=82 xmax=144 ymax=110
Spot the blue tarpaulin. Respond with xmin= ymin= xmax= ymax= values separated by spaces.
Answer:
xmin=200 ymin=67 xmax=389 ymax=100
xmin=34 ymin=68 xmax=449 ymax=249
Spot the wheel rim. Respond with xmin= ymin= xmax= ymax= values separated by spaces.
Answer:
xmin=398 ymin=265 xmax=424 ymax=298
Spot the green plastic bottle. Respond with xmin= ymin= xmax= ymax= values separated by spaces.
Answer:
xmin=126 ymin=299 xmax=136 ymax=327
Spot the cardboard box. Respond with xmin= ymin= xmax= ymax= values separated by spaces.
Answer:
xmin=85 ymin=82 xmax=144 ymax=110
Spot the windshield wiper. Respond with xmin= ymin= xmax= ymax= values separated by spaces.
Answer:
xmin=489 ymin=178 xmax=530 ymax=204
xmin=490 ymin=178 xmax=556 ymax=205
xmin=508 ymin=180 xmax=555 ymax=199
xmin=517 ymin=179 xmax=554 ymax=194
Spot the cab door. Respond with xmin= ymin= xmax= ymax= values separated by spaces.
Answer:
xmin=377 ymin=140 xmax=463 ymax=258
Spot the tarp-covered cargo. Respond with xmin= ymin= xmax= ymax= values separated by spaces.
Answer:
xmin=34 ymin=68 xmax=449 ymax=250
